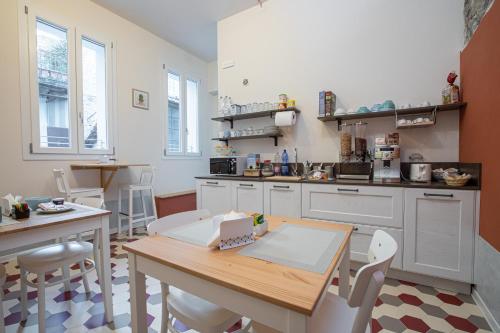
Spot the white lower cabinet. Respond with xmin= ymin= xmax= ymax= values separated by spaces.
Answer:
xmin=196 ymin=179 xmax=232 ymax=215
xmin=403 ymin=188 xmax=475 ymax=283
xmin=231 ymin=181 xmax=264 ymax=213
xmin=263 ymin=182 xmax=301 ymax=218
xmin=301 ymin=184 xmax=404 ymax=228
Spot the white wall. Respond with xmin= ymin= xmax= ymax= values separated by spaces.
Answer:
xmin=217 ymin=0 xmax=464 ymax=162
xmin=0 ymin=0 xmax=210 ymax=200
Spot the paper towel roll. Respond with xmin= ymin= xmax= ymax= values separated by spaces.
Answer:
xmin=275 ymin=111 xmax=296 ymax=126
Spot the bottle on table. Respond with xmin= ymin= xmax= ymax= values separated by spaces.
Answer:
xmin=281 ymin=149 xmax=289 ymax=176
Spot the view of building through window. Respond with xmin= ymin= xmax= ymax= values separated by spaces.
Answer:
xmin=167 ymin=72 xmax=181 ymax=153
xmin=36 ymin=18 xmax=70 ymax=148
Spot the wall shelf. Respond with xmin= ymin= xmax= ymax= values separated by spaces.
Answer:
xmin=317 ymin=102 xmax=466 ymax=129
xmin=212 ymin=133 xmax=283 ymax=146
xmin=212 ymin=107 xmax=300 ymax=128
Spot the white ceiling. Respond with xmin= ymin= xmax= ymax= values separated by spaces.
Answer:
xmin=91 ymin=0 xmax=260 ymax=61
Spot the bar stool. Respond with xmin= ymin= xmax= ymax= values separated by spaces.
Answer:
xmin=53 ymin=169 xmax=104 ymax=202
xmin=0 ymin=264 xmax=5 ymax=333
xmin=18 ymin=242 xmax=98 ymax=332
xmin=118 ymin=166 xmax=157 ymax=238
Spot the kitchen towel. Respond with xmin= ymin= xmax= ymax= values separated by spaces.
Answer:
xmin=274 ymin=111 xmax=296 ymax=127
xmin=238 ymin=224 xmax=346 ymax=274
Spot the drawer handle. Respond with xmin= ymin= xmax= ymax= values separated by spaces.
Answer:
xmin=206 ymin=181 xmax=219 ymax=185
xmin=337 ymin=188 xmax=359 ymax=192
xmin=273 ymin=185 xmax=290 ymax=189
xmin=424 ymin=193 xmax=454 ymax=198
xmin=239 ymin=184 xmax=254 ymax=187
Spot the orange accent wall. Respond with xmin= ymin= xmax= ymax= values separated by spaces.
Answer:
xmin=460 ymin=0 xmax=500 ymax=251
xmin=155 ymin=192 xmax=197 ymax=218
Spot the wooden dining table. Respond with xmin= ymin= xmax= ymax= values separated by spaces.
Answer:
xmin=124 ymin=215 xmax=353 ymax=333
xmin=0 ymin=203 xmax=115 ymax=323
xmin=70 ymin=162 xmax=149 ymax=191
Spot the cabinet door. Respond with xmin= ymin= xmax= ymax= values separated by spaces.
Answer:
xmin=350 ymin=224 xmax=403 ymax=269
xmin=231 ymin=181 xmax=264 ymax=213
xmin=301 ymin=184 xmax=404 ymax=228
xmin=264 ymin=182 xmax=302 ymax=218
xmin=404 ymin=189 xmax=475 ymax=282
xmin=196 ymin=179 xmax=232 ymax=215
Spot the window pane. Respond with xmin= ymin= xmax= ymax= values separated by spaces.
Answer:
xmin=82 ymin=37 xmax=108 ymax=150
xmin=186 ymin=79 xmax=199 ymax=154
xmin=167 ymin=72 xmax=181 ymax=153
xmin=36 ymin=19 xmax=70 ymax=148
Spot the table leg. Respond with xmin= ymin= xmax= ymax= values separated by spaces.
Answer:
xmin=99 ymin=216 xmax=114 ymax=323
xmin=285 ymin=310 xmax=307 ymax=333
xmin=129 ymin=253 xmax=148 ymax=333
xmin=339 ymin=238 xmax=351 ymax=299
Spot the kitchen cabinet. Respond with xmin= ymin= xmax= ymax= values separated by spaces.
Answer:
xmin=301 ymin=184 xmax=404 ymax=228
xmin=196 ymin=179 xmax=232 ymax=215
xmin=404 ymin=189 xmax=475 ymax=282
xmin=263 ymin=182 xmax=301 ymax=218
xmin=231 ymin=181 xmax=264 ymax=213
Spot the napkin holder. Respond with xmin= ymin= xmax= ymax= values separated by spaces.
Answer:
xmin=219 ymin=217 xmax=255 ymax=250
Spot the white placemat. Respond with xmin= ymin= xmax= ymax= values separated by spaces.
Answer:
xmin=162 ymin=220 xmax=215 ymax=247
xmin=0 ymin=217 xmax=21 ymax=227
xmin=238 ymin=224 xmax=346 ymax=274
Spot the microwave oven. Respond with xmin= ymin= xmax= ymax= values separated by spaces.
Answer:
xmin=210 ymin=156 xmax=246 ymax=176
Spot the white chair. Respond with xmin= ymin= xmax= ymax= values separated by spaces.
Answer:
xmin=0 ymin=264 xmax=6 ymax=333
xmin=252 ymin=230 xmax=398 ymax=333
xmin=147 ymin=210 xmax=249 ymax=333
xmin=18 ymin=242 xmax=99 ymax=332
xmin=53 ymin=169 xmax=104 ymax=202
xmin=118 ymin=166 xmax=157 ymax=238
xmin=74 ymin=197 xmax=105 ymax=285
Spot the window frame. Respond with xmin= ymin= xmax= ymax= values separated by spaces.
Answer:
xmin=18 ymin=1 xmax=117 ymax=160
xmin=75 ymin=31 xmax=114 ymax=155
xmin=163 ymin=67 xmax=201 ymax=159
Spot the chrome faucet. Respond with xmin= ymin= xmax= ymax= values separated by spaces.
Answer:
xmin=292 ymin=148 xmax=298 ymax=176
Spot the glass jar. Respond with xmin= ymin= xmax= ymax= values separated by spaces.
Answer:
xmin=354 ymin=122 xmax=368 ymax=161
xmin=340 ymin=123 xmax=353 ymax=162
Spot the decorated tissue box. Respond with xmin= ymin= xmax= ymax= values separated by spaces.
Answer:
xmin=208 ymin=211 xmax=255 ymax=250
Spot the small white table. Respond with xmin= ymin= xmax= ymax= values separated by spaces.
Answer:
xmin=124 ymin=216 xmax=352 ymax=333
xmin=0 ymin=203 xmax=114 ymax=323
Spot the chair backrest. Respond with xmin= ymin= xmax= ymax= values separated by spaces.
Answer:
xmin=74 ymin=197 xmax=105 ymax=209
xmin=53 ymin=169 xmax=71 ymax=195
xmin=139 ymin=166 xmax=154 ymax=186
xmin=147 ymin=209 xmax=211 ymax=236
xmin=347 ymin=230 xmax=398 ymax=333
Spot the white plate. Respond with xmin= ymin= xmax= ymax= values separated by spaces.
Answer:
xmin=36 ymin=207 xmax=74 ymax=214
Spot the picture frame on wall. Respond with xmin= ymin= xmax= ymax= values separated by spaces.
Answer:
xmin=132 ymin=89 xmax=149 ymax=110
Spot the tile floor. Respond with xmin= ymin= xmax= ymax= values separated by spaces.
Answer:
xmin=1 ymin=227 xmax=493 ymax=333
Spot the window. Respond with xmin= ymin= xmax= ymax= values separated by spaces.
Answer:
xmin=167 ymin=72 xmax=181 ymax=153
xmin=20 ymin=4 xmax=114 ymax=157
xmin=165 ymin=70 xmax=200 ymax=157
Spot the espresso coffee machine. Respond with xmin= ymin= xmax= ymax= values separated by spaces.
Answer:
xmin=374 ymin=137 xmax=401 ymax=181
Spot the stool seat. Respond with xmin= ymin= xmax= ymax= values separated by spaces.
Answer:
xmin=167 ymin=287 xmax=242 ymax=333
xmin=18 ymin=241 xmax=93 ymax=273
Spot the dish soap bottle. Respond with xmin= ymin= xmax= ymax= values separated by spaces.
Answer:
xmin=281 ymin=149 xmax=289 ymax=176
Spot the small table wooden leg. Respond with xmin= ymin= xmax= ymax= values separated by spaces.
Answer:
xmin=99 ymin=216 xmax=114 ymax=323
xmin=339 ymin=239 xmax=351 ymax=299
xmin=129 ymin=253 xmax=148 ymax=333
xmin=100 ymin=168 xmax=118 ymax=192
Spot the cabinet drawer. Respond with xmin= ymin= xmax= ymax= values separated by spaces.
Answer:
xmin=196 ymin=179 xmax=232 ymax=215
xmin=263 ymin=182 xmax=301 ymax=218
xmin=231 ymin=181 xmax=264 ymax=213
xmin=350 ymin=224 xmax=403 ymax=269
xmin=302 ymin=184 xmax=403 ymax=228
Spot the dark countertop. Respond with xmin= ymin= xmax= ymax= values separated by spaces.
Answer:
xmin=195 ymin=175 xmax=480 ymax=191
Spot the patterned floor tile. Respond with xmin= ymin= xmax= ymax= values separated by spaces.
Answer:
xmin=1 ymin=227 xmax=492 ymax=332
